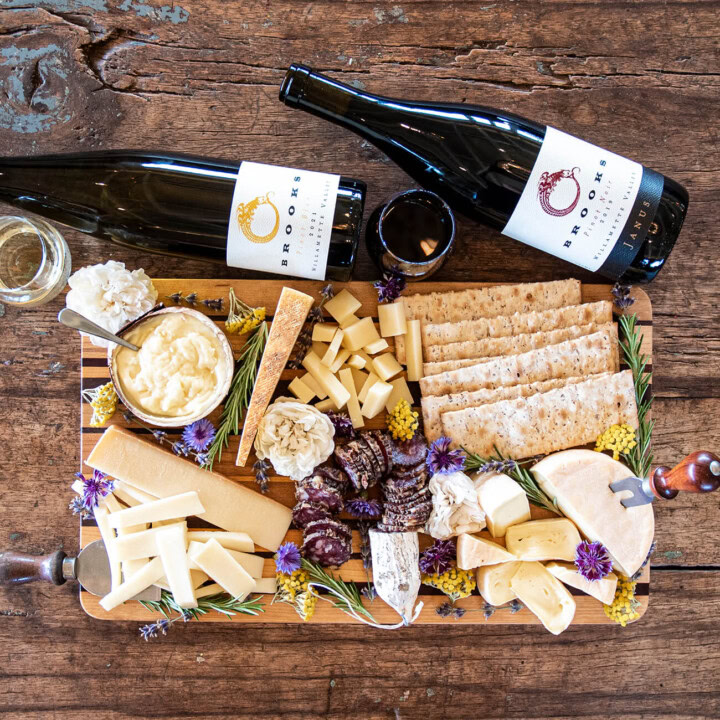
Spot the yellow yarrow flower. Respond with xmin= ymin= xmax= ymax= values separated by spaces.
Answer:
xmin=224 ymin=287 xmax=266 ymax=336
xmin=82 ymin=382 xmax=119 ymax=427
xmin=595 ymin=423 xmax=637 ymax=461
xmin=422 ymin=567 xmax=476 ymax=602
xmin=386 ymin=398 xmax=419 ymax=441
xmin=274 ymin=569 xmax=318 ymax=621
xmin=603 ymin=575 xmax=641 ymax=626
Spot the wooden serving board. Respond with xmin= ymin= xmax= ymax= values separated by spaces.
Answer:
xmin=79 ymin=280 xmax=651 ymax=625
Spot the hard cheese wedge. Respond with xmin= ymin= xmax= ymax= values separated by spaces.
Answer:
xmin=88 ymin=427 xmax=292 ymax=551
xmin=504 ymin=518 xmax=581 ymax=562
xmin=187 ymin=541 xmax=264 ymax=579
xmin=155 ymin=524 xmax=197 ymax=609
xmin=510 ymin=561 xmax=576 ymax=635
xmin=476 ymin=561 xmax=522 ymax=606
xmin=99 ymin=556 xmax=164 ymax=612
xmin=531 ymin=449 xmax=654 ymax=577
xmin=107 ymin=491 xmax=205 ymax=529
xmin=545 ymin=561 xmax=618 ymax=605
xmin=456 ymin=533 xmax=516 ymax=570
xmin=191 ymin=538 xmax=257 ymax=599
xmin=115 ymin=522 xmax=188 ymax=561
xmin=475 ymin=473 xmax=531 ymax=538
xmin=236 ymin=287 xmax=314 ymax=466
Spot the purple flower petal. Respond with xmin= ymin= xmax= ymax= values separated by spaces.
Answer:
xmin=345 ymin=497 xmax=382 ymax=520
xmin=419 ymin=539 xmax=456 ymax=575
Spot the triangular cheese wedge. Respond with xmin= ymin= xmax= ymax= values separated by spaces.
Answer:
xmin=545 ymin=561 xmax=618 ymax=605
xmin=531 ymin=449 xmax=654 ymax=577
xmin=456 ymin=533 xmax=515 ymax=570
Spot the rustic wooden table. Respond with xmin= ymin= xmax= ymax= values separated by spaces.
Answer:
xmin=1 ymin=1 xmax=718 ymax=718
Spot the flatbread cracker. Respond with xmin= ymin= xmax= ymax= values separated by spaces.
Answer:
xmin=440 ymin=370 xmax=637 ymax=458
xmin=395 ymin=279 xmax=581 ymax=362
xmin=419 ymin=328 xmax=619 ymax=397
xmin=421 ymin=372 xmax=613 ymax=440
xmin=421 ymin=300 xmax=612 ymax=348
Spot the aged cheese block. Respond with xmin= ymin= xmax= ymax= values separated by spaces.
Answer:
xmin=195 ymin=577 xmax=277 ymax=597
xmin=321 ymin=328 xmax=344 ymax=367
xmin=312 ymin=323 xmax=339 ymax=343
xmin=236 ymin=287 xmax=314 ymax=467
xmin=505 ymin=518 xmax=581 ymax=562
xmin=476 ymin=561 xmax=522 ymax=606
xmin=545 ymin=561 xmax=618 ymax=605
xmin=94 ymin=504 xmax=121 ymax=590
xmin=288 ymin=376 xmax=316 ymax=404
xmin=192 ymin=538 xmax=257 ymax=599
xmin=342 ymin=317 xmax=381 ymax=352
xmin=364 ymin=338 xmax=389 ymax=355
xmin=531 ymin=449 xmax=654 ymax=577
xmin=107 ymin=491 xmax=205 ymax=529
xmin=88 ymin=427 xmax=292 ymax=551
xmin=510 ymin=561 xmax=576 ymax=635
xmin=155 ymin=524 xmax=197 ymax=609
xmin=372 ymin=353 xmax=403 ymax=382
xmin=475 ymin=473 xmax=531 ymax=538
xmin=385 ymin=377 xmax=414 ymax=413
xmin=301 ymin=372 xmax=327 ymax=400
xmin=358 ymin=372 xmax=380 ymax=403
xmin=370 ymin=530 xmax=421 ymax=623
xmin=361 ymin=379 xmax=393 ymax=419
xmin=456 ymin=533 xmax=516 ymax=570
xmin=99 ymin=557 xmax=164 ymax=612
xmin=347 ymin=354 xmax=367 ymax=370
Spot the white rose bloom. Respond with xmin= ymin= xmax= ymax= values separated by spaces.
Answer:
xmin=254 ymin=398 xmax=335 ymax=481
xmin=65 ymin=260 xmax=158 ymax=347
xmin=426 ymin=471 xmax=486 ymax=539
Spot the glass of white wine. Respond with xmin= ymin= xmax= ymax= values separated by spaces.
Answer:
xmin=0 ymin=216 xmax=71 ymax=307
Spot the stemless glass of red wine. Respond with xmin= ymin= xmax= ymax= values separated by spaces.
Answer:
xmin=365 ymin=189 xmax=456 ymax=280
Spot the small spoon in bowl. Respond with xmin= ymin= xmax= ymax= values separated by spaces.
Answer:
xmin=58 ymin=308 xmax=139 ymax=351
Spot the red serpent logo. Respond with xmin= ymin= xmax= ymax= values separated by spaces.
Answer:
xmin=537 ymin=167 xmax=581 ymax=217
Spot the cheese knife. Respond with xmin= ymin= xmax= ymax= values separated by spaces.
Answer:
xmin=610 ymin=451 xmax=720 ymax=507
xmin=0 ymin=540 xmax=161 ymax=600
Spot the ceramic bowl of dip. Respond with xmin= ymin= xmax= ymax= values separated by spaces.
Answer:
xmin=108 ymin=306 xmax=234 ymax=427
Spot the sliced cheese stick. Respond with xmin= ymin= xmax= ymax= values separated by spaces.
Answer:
xmin=187 ymin=541 xmax=264 ymax=579
xmin=191 ymin=539 xmax=257 ymax=599
xmin=186 ymin=531 xmax=254 ymax=553
xmin=114 ymin=480 xmax=158 ymax=505
xmin=107 ymin=491 xmax=205 ymax=529
xmin=99 ymin=556 xmax=164 ymax=612
xmin=94 ymin=504 xmax=121 ymax=590
xmin=156 ymin=569 xmax=208 ymax=592
xmin=115 ymin=522 xmax=188 ymax=561
xmin=194 ymin=578 xmax=277 ymax=598
xmin=155 ymin=524 xmax=198 ymax=609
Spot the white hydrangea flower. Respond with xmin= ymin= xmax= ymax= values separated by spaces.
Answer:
xmin=254 ymin=398 xmax=335 ymax=481
xmin=65 ymin=261 xmax=158 ymax=347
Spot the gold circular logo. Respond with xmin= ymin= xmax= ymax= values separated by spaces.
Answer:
xmin=236 ymin=192 xmax=280 ymax=244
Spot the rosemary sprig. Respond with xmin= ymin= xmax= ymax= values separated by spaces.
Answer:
xmin=464 ymin=447 xmax=561 ymax=515
xmin=202 ymin=321 xmax=269 ymax=470
xmin=140 ymin=590 xmax=265 ymax=620
xmin=302 ymin=559 xmax=377 ymax=623
xmin=618 ymin=313 xmax=654 ymax=478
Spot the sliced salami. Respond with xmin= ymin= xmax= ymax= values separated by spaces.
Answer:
xmin=371 ymin=431 xmax=395 ymax=475
xmin=333 ymin=444 xmax=365 ymax=491
xmin=361 ymin=433 xmax=388 ymax=477
xmin=302 ymin=530 xmax=353 ymax=567
xmin=304 ymin=517 xmax=353 ymax=542
xmin=391 ymin=434 xmax=429 ymax=467
xmin=295 ymin=482 xmax=344 ymax=513
xmin=292 ymin=501 xmax=333 ymax=529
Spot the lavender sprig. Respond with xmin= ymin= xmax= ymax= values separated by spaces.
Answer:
xmin=253 ymin=458 xmax=270 ymax=494
xmin=612 ymin=282 xmax=635 ymax=309
xmin=287 ymin=284 xmax=334 ymax=369
xmin=123 ymin=412 xmax=210 ymax=466
xmin=373 ymin=268 xmax=406 ymax=303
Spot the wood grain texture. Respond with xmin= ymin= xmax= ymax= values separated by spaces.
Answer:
xmin=1 ymin=0 xmax=719 ymax=716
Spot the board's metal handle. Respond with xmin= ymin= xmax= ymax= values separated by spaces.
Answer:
xmin=651 ymin=451 xmax=720 ymax=500
xmin=0 ymin=549 xmax=67 ymax=586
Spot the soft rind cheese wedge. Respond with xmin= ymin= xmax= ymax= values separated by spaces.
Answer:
xmin=505 ymin=518 xmax=581 ymax=562
xmin=191 ymin=538 xmax=257 ymax=599
xmin=510 ymin=561 xmax=576 ymax=635
xmin=475 ymin=473 xmax=531 ymax=538
xmin=456 ymin=533 xmax=516 ymax=570
xmin=531 ymin=449 xmax=654 ymax=577
xmin=545 ymin=561 xmax=618 ymax=605
xmin=476 ymin=561 xmax=521 ymax=606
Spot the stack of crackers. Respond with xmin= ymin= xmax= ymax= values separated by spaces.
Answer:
xmin=398 ymin=279 xmax=638 ymax=459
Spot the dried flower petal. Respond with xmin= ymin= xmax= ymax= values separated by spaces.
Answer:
xmin=612 ymin=282 xmax=635 ymax=309
xmin=325 ymin=411 xmax=356 ymax=438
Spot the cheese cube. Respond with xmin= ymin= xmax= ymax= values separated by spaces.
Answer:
xmin=505 ymin=518 xmax=581 ymax=562
xmin=378 ymin=301 xmax=407 ymax=337
xmin=315 ymin=398 xmax=336 ymax=412
xmin=186 ymin=531 xmax=253 ymax=553
xmin=405 ymin=320 xmax=423 ymax=381
xmin=476 ymin=561 xmax=522 ymax=606
xmin=288 ymin=376 xmax=316 ymax=404
xmin=321 ymin=328 xmax=345 ymax=367
xmin=356 ymin=349 xmax=375 ymax=372
xmin=510 ymin=561 xmax=576 ymax=635
xmin=545 ymin=561 xmax=618 ymax=605
xmin=385 ymin=377 xmax=414 ymax=413
xmin=107 ymin=491 xmax=205 ymax=529
xmin=302 ymin=351 xmax=350 ymax=409
xmin=342 ymin=317 xmax=381 ymax=352
xmin=324 ymin=289 xmax=361 ymax=323
xmin=301 ymin=372 xmax=327 ymax=400
xmin=347 ymin=354 xmax=366 ymax=370
xmin=358 ymin=372 xmax=381 ymax=403
xmin=475 ymin=473 xmax=532 ymax=538
xmin=99 ymin=557 xmax=165 ymax=612
xmin=155 ymin=524 xmax=197 ymax=608
xmin=363 ymin=338 xmax=389 ymax=355
xmin=339 ymin=368 xmax=364 ymax=429
xmin=191 ymin=538 xmax=257 ymax=599
xmin=361 ymin=379 xmax=393 ymax=419
xmin=372 ymin=353 xmax=403 ymax=382
xmin=311 ymin=341 xmax=328 ymax=358
xmin=312 ymin=323 xmax=338 ymax=342
xmin=339 ymin=313 xmax=360 ymax=329
xmin=457 ymin=533 xmax=516 ymax=569
xmin=330 ymin=349 xmax=351 ymax=374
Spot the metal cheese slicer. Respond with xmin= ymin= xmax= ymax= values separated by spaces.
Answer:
xmin=57 ymin=308 xmax=139 ymax=351
xmin=610 ymin=451 xmax=720 ymax=507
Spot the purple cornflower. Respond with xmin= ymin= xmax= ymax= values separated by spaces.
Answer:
xmin=326 ymin=411 xmax=356 ymax=438
xmin=426 ymin=437 xmax=466 ymax=475
xmin=75 ymin=470 xmax=114 ymax=513
xmin=419 ymin=539 xmax=456 ymax=575
xmin=612 ymin=282 xmax=635 ymax=309
xmin=182 ymin=419 xmax=216 ymax=453
xmin=275 ymin=542 xmax=302 ymax=575
xmin=69 ymin=496 xmax=91 ymax=519
xmin=346 ymin=497 xmax=382 ymax=520
xmin=575 ymin=540 xmax=613 ymax=581
xmin=373 ymin=269 xmax=406 ymax=303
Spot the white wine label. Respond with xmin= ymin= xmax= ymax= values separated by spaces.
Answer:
xmin=227 ymin=161 xmax=340 ymax=279
xmin=502 ymin=127 xmax=663 ymax=274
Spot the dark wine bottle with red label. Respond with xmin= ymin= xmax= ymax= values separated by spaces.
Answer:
xmin=0 ymin=152 xmax=365 ymax=281
xmin=279 ymin=64 xmax=688 ymax=283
